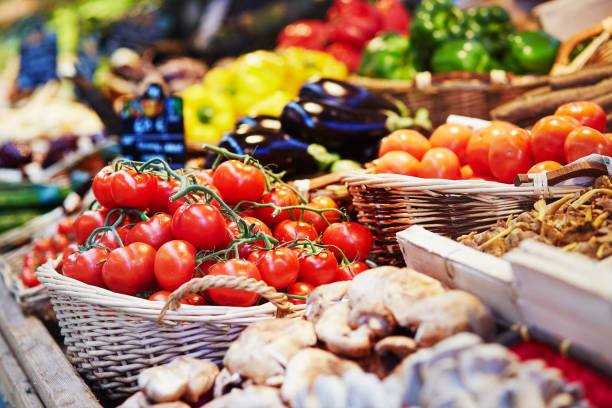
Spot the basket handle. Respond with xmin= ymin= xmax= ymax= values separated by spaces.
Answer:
xmin=158 ymin=275 xmax=295 ymax=322
xmin=514 ymin=161 xmax=608 ymax=186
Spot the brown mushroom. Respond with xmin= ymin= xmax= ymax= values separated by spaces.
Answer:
xmin=203 ymin=386 xmax=286 ymax=408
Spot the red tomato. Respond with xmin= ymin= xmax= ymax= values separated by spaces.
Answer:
xmin=375 ymin=151 xmax=419 ymax=176
xmin=278 ymin=20 xmax=328 ymax=51
xmin=212 ymin=160 xmax=266 ymax=205
xmin=336 ymin=261 xmax=369 ymax=281
xmin=21 ymin=266 xmax=40 ymax=288
xmin=148 ymin=290 xmax=171 ymax=302
xmin=555 ymin=101 xmax=606 ymax=132
xmin=324 ymin=42 xmax=362 ymax=71
xmin=183 ymin=294 xmax=207 ymax=305
xmin=206 ymin=259 xmax=261 ymax=306
xmin=168 ymin=183 xmax=223 ymax=215
xmin=92 ymin=166 xmax=117 ymax=208
xmin=63 ymin=247 xmax=108 ymax=287
xmin=74 ymin=210 xmax=107 ymax=245
xmin=110 ymin=169 xmax=157 ymax=210
xmin=466 ymin=121 xmax=515 ymax=176
xmin=298 ymin=251 xmax=338 ymax=286
xmin=418 ymin=147 xmax=461 ymax=180
xmin=60 ymin=243 xmax=80 ymax=261
xmin=56 ymin=217 xmax=74 ymax=236
xmin=302 ymin=197 xmax=341 ymax=234
xmin=102 ymin=243 xmax=156 ymax=295
xmin=527 ymin=161 xmax=563 ymax=174
xmin=154 ymin=240 xmax=196 ymax=291
xmin=287 ymin=282 xmax=315 ymax=305
xmin=321 ymin=222 xmax=373 ymax=262
xmin=126 ymin=213 xmax=173 ymax=250
xmin=150 ymin=178 xmax=180 ymax=214
xmin=249 ymin=248 xmax=299 ymax=289
xmin=171 ymin=203 xmax=227 ymax=250
xmin=254 ymin=186 xmax=300 ymax=228
xmin=192 ymin=169 xmax=213 ymax=185
xmin=33 ymin=238 xmax=52 ymax=253
xmin=489 ymin=127 xmax=533 ymax=183
xmin=530 ymin=115 xmax=581 ymax=164
xmin=99 ymin=225 xmax=131 ymax=250
xmin=460 ymin=164 xmax=474 ymax=179
xmin=429 ymin=123 xmax=474 ymax=163
xmin=379 ymin=129 xmax=431 ymax=160
xmin=273 ymin=220 xmax=318 ymax=244
xmin=23 ymin=253 xmax=34 ymax=268
xmin=564 ymin=126 xmax=611 ymax=163
xmin=226 ymin=217 xmax=273 ymax=258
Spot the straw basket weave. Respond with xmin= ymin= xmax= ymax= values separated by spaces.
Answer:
xmin=36 ymin=263 xmax=305 ymax=399
xmin=342 ymin=171 xmax=586 ymax=265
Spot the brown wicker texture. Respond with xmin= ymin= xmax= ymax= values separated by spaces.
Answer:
xmin=0 ymin=244 xmax=50 ymax=314
xmin=36 ymin=263 xmax=304 ymax=399
xmin=342 ymin=171 xmax=585 ymax=265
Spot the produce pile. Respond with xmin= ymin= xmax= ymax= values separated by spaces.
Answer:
xmin=62 ymin=148 xmax=375 ymax=304
xmin=373 ymin=101 xmax=610 ymax=183
xmin=120 ymin=267 xmax=586 ymax=408
xmin=459 ymin=176 xmax=612 ymax=260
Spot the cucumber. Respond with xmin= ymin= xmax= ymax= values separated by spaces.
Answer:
xmin=0 ymin=209 xmax=46 ymax=233
xmin=0 ymin=185 xmax=71 ymax=209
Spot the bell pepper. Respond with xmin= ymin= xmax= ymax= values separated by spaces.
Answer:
xmin=277 ymin=20 xmax=328 ymax=51
xmin=247 ymin=90 xmax=292 ymax=117
xmin=505 ymin=31 xmax=560 ymax=75
xmin=326 ymin=0 xmax=382 ymax=48
xmin=358 ymin=33 xmax=416 ymax=80
xmin=410 ymin=0 xmax=467 ymax=52
xmin=202 ymin=65 xmax=236 ymax=96
xmin=465 ymin=6 xmax=514 ymax=58
xmin=374 ymin=0 xmax=411 ymax=36
xmin=325 ymin=42 xmax=363 ymax=72
xmin=182 ymin=83 xmax=235 ymax=144
xmin=279 ymin=47 xmax=348 ymax=95
xmin=431 ymin=39 xmax=491 ymax=74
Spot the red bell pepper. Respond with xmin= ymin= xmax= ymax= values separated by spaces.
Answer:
xmin=277 ymin=20 xmax=328 ymax=51
xmin=325 ymin=42 xmax=363 ymax=71
xmin=326 ymin=0 xmax=382 ymax=48
xmin=374 ymin=0 xmax=411 ymax=36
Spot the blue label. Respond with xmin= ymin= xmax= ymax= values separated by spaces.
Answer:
xmin=17 ymin=29 xmax=58 ymax=90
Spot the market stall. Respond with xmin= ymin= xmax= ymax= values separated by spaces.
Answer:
xmin=1 ymin=0 xmax=612 ymax=407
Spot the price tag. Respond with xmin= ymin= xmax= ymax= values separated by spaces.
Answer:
xmin=120 ymin=84 xmax=185 ymax=168
xmin=17 ymin=28 xmax=58 ymax=90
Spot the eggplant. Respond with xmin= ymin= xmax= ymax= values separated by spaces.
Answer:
xmin=0 ymin=142 xmax=31 ymax=168
xmin=42 ymin=135 xmax=79 ymax=168
xmin=235 ymin=115 xmax=283 ymax=133
xmin=299 ymin=78 xmax=400 ymax=113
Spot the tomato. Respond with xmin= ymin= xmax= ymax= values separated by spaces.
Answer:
xmin=34 ymin=238 xmax=52 ymax=253
xmin=110 ymin=169 xmax=157 ymax=210
xmin=60 ymin=243 xmax=80 ymax=261
xmin=287 ymin=282 xmax=315 ymax=305
xmin=168 ymin=183 xmax=222 ymax=215
xmin=171 ymin=203 xmax=227 ymax=250
xmin=92 ymin=166 xmax=117 ymax=209
xmin=375 ymin=151 xmax=419 ymax=176
xmin=254 ymin=186 xmax=300 ymax=228
xmin=192 ymin=169 xmax=214 ymax=185
xmin=21 ymin=266 xmax=40 ymax=288
xmin=150 ymin=178 xmax=180 ymax=214
xmin=212 ymin=160 xmax=266 ymax=205
xmin=466 ymin=122 xmax=515 ymax=176
xmin=148 ymin=290 xmax=172 ymax=302
xmin=460 ymin=164 xmax=474 ymax=179
xmin=56 ymin=217 xmax=74 ymax=237
xmin=527 ymin=161 xmax=563 ymax=174
xmin=102 ymin=242 xmax=156 ymax=295
xmin=321 ymin=222 xmax=373 ymax=262
xmin=126 ymin=213 xmax=173 ymax=250
xmin=336 ymin=261 xmax=369 ymax=281
xmin=530 ymin=115 xmax=581 ymax=164
xmin=154 ymin=240 xmax=196 ymax=291
xmin=63 ymin=247 xmax=108 ymax=288
xmin=23 ymin=253 xmax=34 ymax=268
xmin=273 ymin=220 xmax=318 ymax=243
xmin=183 ymin=294 xmax=207 ymax=305
xmin=429 ymin=123 xmax=474 ymax=163
xmin=489 ymin=127 xmax=533 ymax=184
xmin=206 ymin=259 xmax=261 ymax=306
xmin=99 ymin=225 xmax=131 ymax=250
xmin=418 ymin=147 xmax=461 ymax=180
xmin=379 ymin=129 xmax=431 ymax=160
xmin=302 ymin=196 xmax=341 ymax=234
xmin=227 ymin=217 xmax=273 ymax=258
xmin=74 ymin=210 xmax=107 ymax=245
xmin=564 ymin=126 xmax=611 ymax=163
xmin=249 ymin=248 xmax=299 ymax=289
xmin=298 ymin=251 xmax=338 ymax=286
xmin=555 ymin=101 xmax=606 ymax=132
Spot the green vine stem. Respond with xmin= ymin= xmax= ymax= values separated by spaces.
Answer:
xmin=286 ymin=294 xmax=307 ymax=301
xmin=170 ymin=185 xmax=241 ymax=224
xmin=86 ymin=226 xmax=124 ymax=250
xmin=233 ymin=200 xmax=348 ymax=226
xmin=137 ymin=157 xmax=182 ymax=180
xmin=285 ymin=238 xmax=352 ymax=266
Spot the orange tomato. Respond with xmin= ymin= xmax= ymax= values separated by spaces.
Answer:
xmin=418 ymin=147 xmax=461 ymax=179
xmin=530 ymin=115 xmax=580 ymax=164
xmin=489 ymin=127 xmax=533 ymax=184
xmin=429 ymin=123 xmax=474 ymax=164
xmin=555 ymin=101 xmax=606 ymax=132
xmin=460 ymin=164 xmax=474 ymax=179
xmin=466 ymin=121 xmax=515 ymax=176
xmin=527 ymin=160 xmax=563 ymax=174
xmin=374 ymin=151 xmax=419 ymax=176
xmin=379 ymin=129 xmax=431 ymax=160
xmin=564 ymin=126 xmax=611 ymax=163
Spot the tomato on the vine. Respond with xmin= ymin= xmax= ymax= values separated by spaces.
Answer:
xmin=50 ymin=234 xmax=70 ymax=253
xmin=99 ymin=225 xmax=131 ymax=250
xmin=168 ymin=183 xmax=222 ymax=215
xmin=102 ymin=242 xmax=156 ymax=295
xmin=171 ymin=203 xmax=227 ymax=250
xmin=555 ymin=101 xmax=606 ymax=132
xmin=148 ymin=290 xmax=172 ymax=302
xmin=302 ymin=196 xmax=341 ymax=234
xmin=34 ymin=238 xmax=52 ymax=253
xmin=488 ymin=127 xmax=533 ymax=183
xmin=74 ymin=210 xmax=107 ymax=245
xmin=154 ymin=240 xmax=196 ymax=291
xmin=63 ymin=247 xmax=108 ymax=288
xmin=273 ymin=220 xmax=318 ymax=243
xmin=287 ymin=281 xmax=315 ymax=305
xmin=206 ymin=259 xmax=261 ymax=307
xmin=21 ymin=266 xmax=40 ymax=288
xmin=126 ymin=213 xmax=173 ymax=250
xmin=110 ymin=169 xmax=157 ymax=210
xmin=56 ymin=217 xmax=74 ymax=237
xmin=336 ymin=261 xmax=369 ymax=281
xmin=254 ymin=186 xmax=300 ymax=228
xmin=92 ymin=166 xmax=117 ymax=209
xmin=248 ymin=248 xmax=299 ymax=289
xmin=298 ymin=251 xmax=338 ymax=286
xmin=183 ymin=294 xmax=207 ymax=305
xmin=192 ymin=169 xmax=214 ymax=185
xmin=227 ymin=217 xmax=273 ymax=258
xmin=321 ymin=222 xmax=373 ymax=262
xmin=212 ymin=160 xmax=266 ymax=205
xmin=150 ymin=178 xmax=180 ymax=214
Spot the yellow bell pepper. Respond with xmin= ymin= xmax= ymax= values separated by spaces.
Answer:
xmin=279 ymin=47 xmax=348 ymax=95
xmin=248 ymin=90 xmax=292 ymax=117
xmin=182 ymin=83 xmax=235 ymax=145
xmin=202 ymin=65 xmax=236 ymax=95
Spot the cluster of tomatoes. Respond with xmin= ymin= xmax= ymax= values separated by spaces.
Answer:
xmin=374 ymin=101 xmax=609 ymax=184
xmin=63 ymin=156 xmax=373 ymax=307
xmin=21 ymin=217 xmax=77 ymax=288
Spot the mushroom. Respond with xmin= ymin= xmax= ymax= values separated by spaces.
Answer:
xmin=118 ymin=391 xmax=191 ymax=408
xmin=305 ymin=281 xmax=350 ymax=324
xmin=315 ymin=302 xmax=374 ymax=358
xmin=203 ymin=386 xmax=286 ymax=408
xmin=374 ymin=336 xmax=418 ymax=359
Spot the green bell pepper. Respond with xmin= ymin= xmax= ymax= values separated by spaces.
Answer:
xmin=465 ymin=6 xmax=514 ymax=58
xmin=431 ymin=39 xmax=492 ymax=73
xmin=506 ymin=31 xmax=560 ymax=75
xmin=358 ymin=33 xmax=416 ymax=80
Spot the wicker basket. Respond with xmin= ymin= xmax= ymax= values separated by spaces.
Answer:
xmin=342 ymin=171 xmax=587 ymax=265
xmin=35 ymin=262 xmax=304 ymax=399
